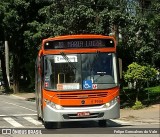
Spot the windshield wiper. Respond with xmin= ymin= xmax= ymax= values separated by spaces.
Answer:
xmin=60 ymin=52 xmax=77 ymax=71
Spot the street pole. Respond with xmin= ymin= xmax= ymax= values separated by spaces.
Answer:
xmin=5 ymin=41 xmax=10 ymax=87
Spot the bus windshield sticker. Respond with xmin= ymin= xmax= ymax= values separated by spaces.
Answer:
xmin=83 ymin=80 xmax=92 ymax=90
xmin=54 ymin=55 xmax=77 ymax=63
xmin=92 ymin=84 xmax=97 ymax=89
xmin=44 ymin=82 xmax=49 ymax=88
xmin=57 ymin=83 xmax=79 ymax=90
xmin=97 ymin=72 xmax=106 ymax=76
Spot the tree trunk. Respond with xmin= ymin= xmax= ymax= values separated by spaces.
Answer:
xmin=13 ymin=54 xmax=20 ymax=93
xmin=0 ymin=52 xmax=10 ymax=93
xmin=136 ymin=87 xmax=140 ymax=101
xmin=113 ymin=24 xmax=119 ymax=45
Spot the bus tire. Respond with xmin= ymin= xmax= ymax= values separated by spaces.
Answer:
xmin=37 ymin=115 xmax=42 ymax=121
xmin=44 ymin=122 xmax=53 ymax=129
xmin=36 ymin=107 xmax=41 ymax=120
xmin=36 ymin=103 xmax=42 ymax=121
xmin=98 ymin=120 xmax=107 ymax=127
xmin=44 ymin=122 xmax=58 ymax=129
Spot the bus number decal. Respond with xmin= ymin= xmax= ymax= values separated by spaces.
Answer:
xmin=91 ymin=100 xmax=103 ymax=104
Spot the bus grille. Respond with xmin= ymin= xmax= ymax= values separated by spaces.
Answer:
xmin=56 ymin=92 xmax=108 ymax=99
xmin=63 ymin=113 xmax=104 ymax=119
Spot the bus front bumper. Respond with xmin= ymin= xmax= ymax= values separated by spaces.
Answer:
xmin=43 ymin=102 xmax=120 ymax=122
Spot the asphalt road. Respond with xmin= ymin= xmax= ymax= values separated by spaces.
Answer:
xmin=0 ymin=94 xmax=159 ymax=137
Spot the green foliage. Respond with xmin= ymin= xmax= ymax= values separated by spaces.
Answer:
xmin=145 ymin=86 xmax=160 ymax=94
xmin=124 ymin=62 xmax=157 ymax=84
xmin=132 ymin=101 xmax=144 ymax=110
xmin=124 ymin=62 xmax=157 ymax=101
xmin=117 ymin=0 xmax=160 ymax=69
xmin=120 ymin=86 xmax=160 ymax=108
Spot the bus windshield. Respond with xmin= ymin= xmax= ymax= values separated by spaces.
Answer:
xmin=44 ymin=52 xmax=118 ymax=91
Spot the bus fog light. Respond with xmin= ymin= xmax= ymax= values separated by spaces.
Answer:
xmin=110 ymin=97 xmax=118 ymax=106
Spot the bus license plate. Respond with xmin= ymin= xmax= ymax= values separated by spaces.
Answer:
xmin=77 ymin=112 xmax=90 ymax=117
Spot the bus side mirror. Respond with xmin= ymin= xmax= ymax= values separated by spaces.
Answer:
xmin=118 ymin=58 xmax=122 ymax=80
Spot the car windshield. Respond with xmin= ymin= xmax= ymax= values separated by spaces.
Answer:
xmin=44 ymin=52 xmax=118 ymax=91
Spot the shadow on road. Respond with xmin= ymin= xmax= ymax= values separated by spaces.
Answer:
xmin=47 ymin=120 xmax=131 ymax=129
xmin=42 ymin=120 xmax=132 ymax=134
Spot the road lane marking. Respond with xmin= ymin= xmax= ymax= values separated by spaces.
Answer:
xmin=23 ymin=117 xmax=42 ymax=126
xmin=0 ymin=115 xmax=7 ymax=117
xmin=2 ymin=101 xmax=36 ymax=112
xmin=111 ymin=119 xmax=129 ymax=124
xmin=0 ymin=114 xmax=37 ymax=117
xmin=3 ymin=117 xmax=24 ymax=127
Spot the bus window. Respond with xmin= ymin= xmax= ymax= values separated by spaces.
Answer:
xmin=44 ymin=54 xmax=81 ymax=90
xmin=81 ymin=53 xmax=117 ymax=89
xmin=43 ymin=52 xmax=118 ymax=91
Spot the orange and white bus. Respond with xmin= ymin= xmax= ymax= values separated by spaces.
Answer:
xmin=35 ymin=34 xmax=121 ymax=129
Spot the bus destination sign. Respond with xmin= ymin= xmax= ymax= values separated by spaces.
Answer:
xmin=44 ymin=39 xmax=114 ymax=49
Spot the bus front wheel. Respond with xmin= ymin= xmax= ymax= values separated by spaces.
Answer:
xmin=98 ymin=120 xmax=107 ymax=127
xmin=44 ymin=122 xmax=58 ymax=129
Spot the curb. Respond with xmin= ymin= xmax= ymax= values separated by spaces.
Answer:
xmin=119 ymin=118 xmax=160 ymax=125
xmin=11 ymin=94 xmax=35 ymax=101
xmin=11 ymin=94 xmax=27 ymax=100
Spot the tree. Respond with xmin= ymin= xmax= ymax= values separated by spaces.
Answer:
xmin=117 ymin=0 xmax=160 ymax=70
xmin=2 ymin=0 xmax=30 ymax=93
xmin=1 ymin=0 xmax=159 ymax=94
xmin=1 ymin=0 xmax=48 ymax=93
xmin=124 ymin=62 xmax=157 ymax=101
xmin=0 ymin=1 xmax=10 ymax=92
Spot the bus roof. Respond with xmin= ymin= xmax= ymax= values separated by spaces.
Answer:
xmin=39 ymin=34 xmax=116 ymax=55
xmin=42 ymin=34 xmax=115 ymax=43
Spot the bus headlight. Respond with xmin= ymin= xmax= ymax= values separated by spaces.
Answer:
xmin=45 ymin=99 xmax=63 ymax=110
xmin=55 ymin=104 xmax=63 ymax=110
xmin=105 ymin=103 xmax=110 ymax=108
